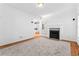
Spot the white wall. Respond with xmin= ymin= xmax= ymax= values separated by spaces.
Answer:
xmin=41 ymin=4 xmax=77 ymax=41
xmin=77 ymin=4 xmax=79 ymax=45
xmin=0 ymin=4 xmax=34 ymax=45
xmin=77 ymin=16 xmax=79 ymax=45
xmin=0 ymin=3 xmax=77 ymax=45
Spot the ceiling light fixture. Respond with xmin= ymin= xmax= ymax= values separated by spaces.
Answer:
xmin=37 ymin=0 xmax=44 ymax=8
xmin=37 ymin=3 xmax=43 ymax=7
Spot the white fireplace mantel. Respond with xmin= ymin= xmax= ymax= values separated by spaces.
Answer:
xmin=47 ymin=24 xmax=64 ymax=40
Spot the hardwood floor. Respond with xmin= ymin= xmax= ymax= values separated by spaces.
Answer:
xmin=0 ymin=37 xmax=70 ymax=56
xmin=62 ymin=40 xmax=79 ymax=56
xmin=0 ymin=37 xmax=79 ymax=56
xmin=70 ymin=42 xmax=79 ymax=56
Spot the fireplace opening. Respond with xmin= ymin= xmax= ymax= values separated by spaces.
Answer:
xmin=49 ymin=28 xmax=60 ymax=40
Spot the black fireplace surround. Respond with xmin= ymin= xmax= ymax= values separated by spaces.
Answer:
xmin=49 ymin=28 xmax=60 ymax=40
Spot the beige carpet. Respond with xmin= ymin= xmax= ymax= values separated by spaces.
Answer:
xmin=0 ymin=37 xmax=71 ymax=56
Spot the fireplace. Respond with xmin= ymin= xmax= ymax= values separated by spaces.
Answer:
xmin=49 ymin=28 xmax=60 ymax=40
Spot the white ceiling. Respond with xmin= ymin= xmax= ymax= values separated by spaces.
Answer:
xmin=5 ymin=3 xmax=75 ymax=16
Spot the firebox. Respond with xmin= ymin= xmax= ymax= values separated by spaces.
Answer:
xmin=49 ymin=28 xmax=60 ymax=40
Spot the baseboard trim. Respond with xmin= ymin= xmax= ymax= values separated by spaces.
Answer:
xmin=0 ymin=37 xmax=34 ymax=49
xmin=60 ymin=40 xmax=77 ymax=43
xmin=41 ymin=36 xmax=76 ymax=43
